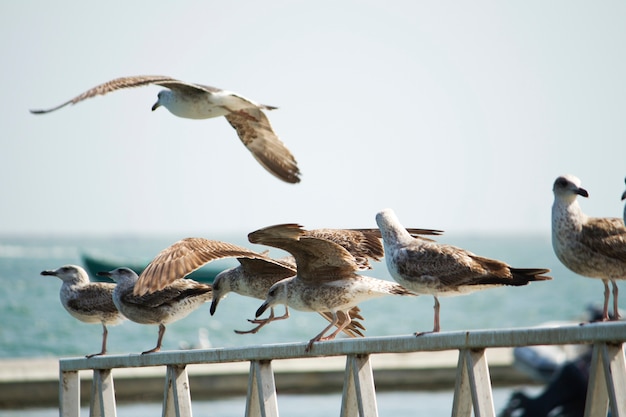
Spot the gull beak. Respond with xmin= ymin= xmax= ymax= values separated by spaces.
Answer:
xmin=256 ymin=302 xmax=270 ymax=318
xmin=622 ymin=190 xmax=626 ymax=201
xmin=97 ymin=271 xmax=112 ymax=278
xmin=151 ymin=100 xmax=161 ymax=111
xmin=209 ymin=298 xmax=219 ymax=316
xmin=576 ymin=187 xmax=589 ymax=198
xmin=40 ymin=270 xmax=56 ymax=276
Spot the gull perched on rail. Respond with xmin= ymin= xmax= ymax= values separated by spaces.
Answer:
xmin=30 ymin=75 xmax=301 ymax=183
xmin=552 ymin=174 xmax=626 ymax=321
xmin=376 ymin=208 xmax=551 ymax=335
xmin=211 ymin=256 xmax=366 ymax=336
xmin=98 ymin=267 xmax=213 ymax=354
xmin=249 ymin=223 xmax=416 ymax=352
xmin=41 ymin=265 xmax=124 ymax=358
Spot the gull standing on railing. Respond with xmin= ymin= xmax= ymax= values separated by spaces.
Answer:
xmin=376 ymin=208 xmax=551 ymax=335
xmin=552 ymin=174 xmax=626 ymax=321
xmin=98 ymin=267 xmax=212 ymax=354
xmin=41 ymin=265 xmax=124 ymax=358
xmin=249 ymin=223 xmax=416 ymax=352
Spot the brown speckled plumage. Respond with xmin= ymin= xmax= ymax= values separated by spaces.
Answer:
xmin=552 ymin=174 xmax=626 ymax=321
xmin=376 ymin=208 xmax=551 ymax=334
xmin=249 ymin=223 xmax=415 ymax=351
xmin=99 ymin=267 xmax=212 ymax=354
xmin=41 ymin=265 xmax=124 ymax=358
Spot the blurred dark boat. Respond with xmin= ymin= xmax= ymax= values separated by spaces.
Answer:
xmin=81 ymin=252 xmax=221 ymax=284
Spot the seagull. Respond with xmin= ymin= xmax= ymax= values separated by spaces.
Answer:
xmin=211 ymin=255 xmax=367 ymax=336
xmin=30 ymin=75 xmax=301 ymax=183
xmin=376 ymin=208 xmax=551 ymax=335
xmin=249 ymin=223 xmax=416 ymax=352
xmin=41 ymin=265 xmax=124 ymax=358
xmin=98 ymin=267 xmax=213 ymax=354
xmin=552 ymin=174 xmax=626 ymax=321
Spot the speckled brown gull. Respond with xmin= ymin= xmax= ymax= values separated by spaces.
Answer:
xmin=211 ymin=256 xmax=366 ymax=337
xmin=98 ymin=267 xmax=212 ymax=354
xmin=552 ymin=174 xmax=626 ymax=321
xmin=249 ymin=223 xmax=415 ymax=352
xmin=41 ymin=265 xmax=124 ymax=358
xmin=30 ymin=75 xmax=301 ymax=183
xmin=376 ymin=208 xmax=551 ymax=335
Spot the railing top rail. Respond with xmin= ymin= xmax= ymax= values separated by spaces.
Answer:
xmin=59 ymin=322 xmax=626 ymax=372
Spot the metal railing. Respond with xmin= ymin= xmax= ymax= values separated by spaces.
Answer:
xmin=59 ymin=322 xmax=626 ymax=417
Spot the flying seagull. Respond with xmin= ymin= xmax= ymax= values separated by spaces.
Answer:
xmin=30 ymin=75 xmax=301 ymax=183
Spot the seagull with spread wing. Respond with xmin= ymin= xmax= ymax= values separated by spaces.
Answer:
xmin=249 ymin=223 xmax=416 ymax=352
xmin=30 ymin=75 xmax=301 ymax=183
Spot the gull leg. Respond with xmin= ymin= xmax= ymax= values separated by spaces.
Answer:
xmin=235 ymin=306 xmax=290 ymax=335
xmin=306 ymin=311 xmax=339 ymax=352
xmin=86 ymin=323 xmax=108 ymax=358
xmin=318 ymin=310 xmax=350 ymax=341
xmin=602 ymin=280 xmax=611 ymax=321
xmin=142 ymin=323 xmax=165 ymax=354
xmin=415 ymin=296 xmax=441 ymax=336
xmin=612 ymin=280 xmax=621 ymax=320
xmin=321 ymin=309 xmax=365 ymax=338
xmin=433 ymin=296 xmax=441 ymax=332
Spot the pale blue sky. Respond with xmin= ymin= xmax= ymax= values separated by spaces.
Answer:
xmin=2 ymin=1 xmax=625 ymax=236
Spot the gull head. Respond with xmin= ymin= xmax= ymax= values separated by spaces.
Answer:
xmin=41 ymin=265 xmax=89 ymax=284
xmin=376 ymin=208 xmax=411 ymax=245
xmin=151 ymin=90 xmax=172 ymax=111
xmin=97 ymin=267 xmax=138 ymax=285
xmin=209 ymin=269 xmax=233 ymax=316
xmin=552 ymin=175 xmax=589 ymax=203
xmin=375 ymin=208 xmax=400 ymax=230
xmin=255 ymin=280 xmax=288 ymax=318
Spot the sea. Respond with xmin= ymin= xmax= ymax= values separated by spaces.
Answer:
xmin=0 ymin=232 xmax=614 ymax=416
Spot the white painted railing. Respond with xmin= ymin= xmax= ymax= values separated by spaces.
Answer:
xmin=59 ymin=322 xmax=626 ymax=417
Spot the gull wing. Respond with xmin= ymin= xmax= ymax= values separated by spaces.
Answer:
xmin=225 ymin=108 xmax=301 ymax=184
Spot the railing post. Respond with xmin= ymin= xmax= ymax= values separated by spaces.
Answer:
xmin=162 ymin=365 xmax=193 ymax=417
xmin=60 ymin=370 xmax=80 ymax=417
xmin=584 ymin=342 xmax=626 ymax=417
xmin=245 ymin=360 xmax=279 ymax=417
xmin=89 ymin=369 xmax=116 ymax=417
xmin=340 ymin=354 xmax=378 ymax=417
xmin=451 ymin=349 xmax=495 ymax=417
